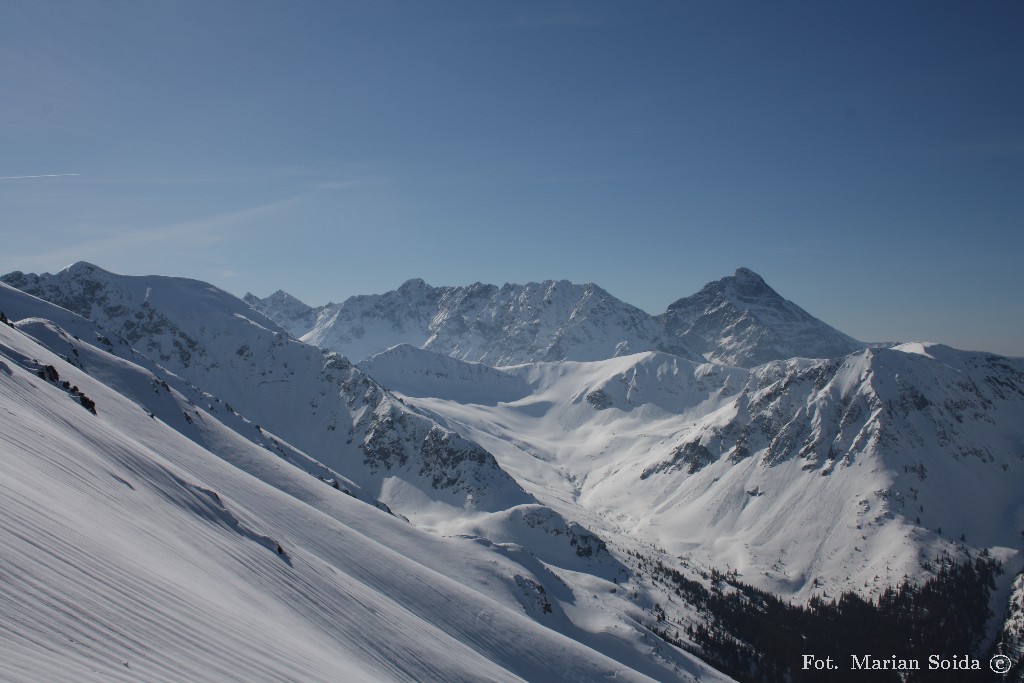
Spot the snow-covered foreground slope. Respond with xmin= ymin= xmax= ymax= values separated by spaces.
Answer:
xmin=1 ymin=270 xmax=654 ymax=592
xmin=0 ymin=311 xmax=730 ymax=682
xmin=366 ymin=343 xmax=1024 ymax=603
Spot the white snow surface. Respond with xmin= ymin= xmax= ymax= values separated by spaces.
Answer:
xmin=0 ymin=304 xmax=730 ymax=682
xmin=1 ymin=266 xmax=533 ymax=522
xmin=5 ymin=262 xmax=1024 ymax=678
xmin=363 ymin=343 xmax=1024 ymax=603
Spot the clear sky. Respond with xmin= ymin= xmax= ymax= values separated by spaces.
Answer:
xmin=2 ymin=1 xmax=1022 ymax=355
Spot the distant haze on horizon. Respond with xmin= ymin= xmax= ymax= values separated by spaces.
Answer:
xmin=1 ymin=1 xmax=1021 ymax=356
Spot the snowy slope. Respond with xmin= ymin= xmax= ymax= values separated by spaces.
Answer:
xmin=358 ymin=344 xmax=534 ymax=404
xmin=366 ymin=343 xmax=1024 ymax=603
xmin=3 ymin=267 xmax=682 ymax=651
xmin=0 ymin=281 xmax=385 ymax=508
xmin=1 ymin=264 xmax=532 ymax=521
xmin=7 ymin=262 xmax=1023 ymax=677
xmin=659 ymin=268 xmax=864 ymax=367
xmin=247 ymin=278 xmax=699 ymax=365
xmin=0 ymin=314 xmax=731 ymax=682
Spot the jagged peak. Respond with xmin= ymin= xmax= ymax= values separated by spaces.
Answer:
xmin=733 ymin=267 xmax=767 ymax=284
xmin=245 ymin=289 xmax=293 ymax=301
xmin=665 ymin=268 xmax=780 ymax=310
xmin=388 ymin=278 xmax=611 ymax=301
xmin=397 ymin=278 xmax=431 ymax=293
xmin=714 ymin=267 xmax=777 ymax=299
xmin=269 ymin=289 xmax=306 ymax=303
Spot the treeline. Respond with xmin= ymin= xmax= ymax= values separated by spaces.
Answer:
xmin=638 ymin=550 xmax=1003 ymax=682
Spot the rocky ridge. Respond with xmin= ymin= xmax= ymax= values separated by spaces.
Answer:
xmin=246 ymin=268 xmax=864 ymax=368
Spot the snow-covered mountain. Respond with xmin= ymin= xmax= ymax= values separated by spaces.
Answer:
xmin=1 ymin=264 xmax=532 ymax=521
xmin=246 ymin=269 xmax=864 ymax=368
xmin=361 ymin=342 xmax=1024 ymax=604
xmin=659 ymin=268 xmax=864 ymax=367
xmin=242 ymin=288 xmax=315 ymax=338
xmin=5 ymin=261 xmax=1024 ymax=681
xmin=247 ymin=277 xmax=700 ymax=365
xmin=0 ymin=300 xmax=728 ymax=682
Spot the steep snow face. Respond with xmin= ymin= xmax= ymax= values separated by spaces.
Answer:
xmin=4 ymin=262 xmax=289 ymax=349
xmin=0 ymin=319 xmax=730 ymax=683
xmin=243 ymin=289 xmax=315 ymax=338
xmin=375 ymin=344 xmax=1024 ymax=601
xmin=358 ymin=344 xmax=533 ymax=404
xmin=250 ymin=278 xmax=700 ymax=365
xmin=1 ymin=264 xmax=531 ymax=520
xmin=660 ymin=267 xmax=864 ymax=367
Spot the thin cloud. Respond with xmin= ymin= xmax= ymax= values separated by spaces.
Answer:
xmin=315 ymin=177 xmax=391 ymax=190
xmin=0 ymin=173 xmax=80 ymax=181
xmin=1 ymin=194 xmax=303 ymax=274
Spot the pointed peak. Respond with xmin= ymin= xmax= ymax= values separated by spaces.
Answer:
xmin=60 ymin=261 xmax=105 ymax=276
xmin=733 ymin=267 xmax=766 ymax=283
xmin=267 ymin=289 xmax=304 ymax=302
xmin=398 ymin=278 xmax=430 ymax=293
xmin=246 ymin=289 xmax=311 ymax=311
xmin=708 ymin=267 xmax=778 ymax=300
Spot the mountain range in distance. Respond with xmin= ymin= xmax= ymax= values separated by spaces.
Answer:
xmin=243 ymin=267 xmax=865 ymax=368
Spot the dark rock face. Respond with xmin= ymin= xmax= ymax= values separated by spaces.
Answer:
xmin=585 ymin=389 xmax=613 ymax=410
xmin=641 ymin=441 xmax=716 ymax=478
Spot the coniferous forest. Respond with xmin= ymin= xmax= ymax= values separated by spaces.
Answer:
xmin=640 ymin=551 xmax=1008 ymax=683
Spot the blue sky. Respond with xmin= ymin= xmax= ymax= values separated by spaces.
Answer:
xmin=2 ymin=1 xmax=1022 ymax=355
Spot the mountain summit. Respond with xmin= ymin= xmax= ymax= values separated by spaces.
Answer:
xmin=659 ymin=267 xmax=864 ymax=367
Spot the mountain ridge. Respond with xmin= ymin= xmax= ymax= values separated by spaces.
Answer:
xmin=245 ymin=267 xmax=865 ymax=368
xmin=1 ymin=264 xmax=533 ymax=521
